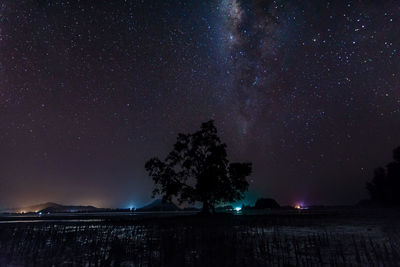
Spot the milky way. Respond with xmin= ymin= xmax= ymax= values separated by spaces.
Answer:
xmin=0 ymin=0 xmax=399 ymax=208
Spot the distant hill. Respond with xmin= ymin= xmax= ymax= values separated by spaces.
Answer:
xmin=1 ymin=202 xmax=60 ymax=213
xmin=40 ymin=204 xmax=99 ymax=213
xmin=25 ymin=202 xmax=62 ymax=212
xmin=1 ymin=202 xmax=101 ymax=214
xmin=254 ymin=198 xmax=280 ymax=209
xmin=136 ymin=199 xmax=181 ymax=212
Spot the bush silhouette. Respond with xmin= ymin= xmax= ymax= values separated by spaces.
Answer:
xmin=366 ymin=146 xmax=400 ymax=206
xmin=145 ymin=120 xmax=252 ymax=213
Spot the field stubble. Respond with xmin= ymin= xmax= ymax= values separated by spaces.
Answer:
xmin=0 ymin=209 xmax=399 ymax=266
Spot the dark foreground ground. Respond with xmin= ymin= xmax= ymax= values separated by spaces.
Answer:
xmin=0 ymin=208 xmax=400 ymax=266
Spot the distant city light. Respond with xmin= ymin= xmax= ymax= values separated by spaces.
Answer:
xmin=294 ymin=202 xmax=308 ymax=210
xmin=235 ymin=207 xmax=242 ymax=212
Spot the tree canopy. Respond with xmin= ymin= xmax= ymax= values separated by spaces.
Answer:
xmin=145 ymin=120 xmax=252 ymax=213
xmin=366 ymin=146 xmax=400 ymax=206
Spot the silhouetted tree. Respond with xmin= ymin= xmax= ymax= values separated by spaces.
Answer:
xmin=145 ymin=120 xmax=252 ymax=213
xmin=366 ymin=146 xmax=400 ymax=206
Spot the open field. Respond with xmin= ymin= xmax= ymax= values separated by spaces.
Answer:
xmin=1 ymin=209 xmax=400 ymax=266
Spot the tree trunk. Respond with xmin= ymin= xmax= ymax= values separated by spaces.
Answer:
xmin=201 ymin=201 xmax=210 ymax=214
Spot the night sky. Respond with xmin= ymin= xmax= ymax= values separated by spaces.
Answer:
xmin=1 ymin=0 xmax=399 ymax=208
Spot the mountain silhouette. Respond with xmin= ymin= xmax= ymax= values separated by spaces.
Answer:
xmin=1 ymin=202 xmax=100 ymax=214
xmin=136 ymin=199 xmax=181 ymax=212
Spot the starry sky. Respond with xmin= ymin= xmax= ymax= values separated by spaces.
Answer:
xmin=0 ymin=0 xmax=399 ymax=208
